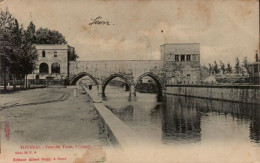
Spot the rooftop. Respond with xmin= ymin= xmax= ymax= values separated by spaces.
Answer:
xmin=34 ymin=44 xmax=70 ymax=50
xmin=161 ymin=43 xmax=200 ymax=54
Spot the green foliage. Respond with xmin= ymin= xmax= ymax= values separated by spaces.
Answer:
xmin=213 ymin=61 xmax=220 ymax=74
xmin=35 ymin=28 xmax=67 ymax=44
xmin=0 ymin=8 xmax=38 ymax=89
xmin=242 ymin=57 xmax=249 ymax=75
xmin=19 ymin=22 xmax=38 ymax=76
xmin=66 ymin=46 xmax=78 ymax=61
xmin=9 ymin=19 xmax=22 ymax=76
xmin=220 ymin=61 xmax=225 ymax=74
xmin=27 ymin=22 xmax=36 ymax=43
xmin=208 ymin=63 xmax=213 ymax=74
xmin=0 ymin=8 xmax=21 ymax=89
xmin=234 ymin=57 xmax=241 ymax=75
xmin=0 ymin=8 xmax=16 ymax=71
xmin=226 ymin=62 xmax=232 ymax=74
xmin=207 ymin=57 xmax=251 ymax=76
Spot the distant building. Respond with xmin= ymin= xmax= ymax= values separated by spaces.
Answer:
xmin=28 ymin=44 xmax=75 ymax=80
xmin=248 ymin=51 xmax=260 ymax=84
xmin=160 ymin=43 xmax=201 ymax=84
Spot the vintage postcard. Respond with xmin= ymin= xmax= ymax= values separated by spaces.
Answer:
xmin=0 ymin=0 xmax=259 ymax=162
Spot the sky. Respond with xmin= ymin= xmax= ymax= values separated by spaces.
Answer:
xmin=1 ymin=0 xmax=259 ymax=66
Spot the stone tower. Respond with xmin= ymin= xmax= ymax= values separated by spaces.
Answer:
xmin=160 ymin=43 xmax=201 ymax=84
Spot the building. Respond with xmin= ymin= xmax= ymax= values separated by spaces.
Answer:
xmin=160 ymin=43 xmax=201 ymax=84
xmin=27 ymin=43 xmax=201 ymax=87
xmin=248 ymin=51 xmax=260 ymax=84
xmin=28 ymin=44 xmax=75 ymax=80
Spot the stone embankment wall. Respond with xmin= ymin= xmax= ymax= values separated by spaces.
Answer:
xmin=81 ymin=85 xmax=137 ymax=148
xmin=165 ymin=84 xmax=260 ymax=104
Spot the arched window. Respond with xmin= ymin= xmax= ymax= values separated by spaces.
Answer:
xmin=42 ymin=50 xmax=46 ymax=57
xmin=39 ymin=63 xmax=49 ymax=74
xmin=51 ymin=62 xmax=60 ymax=74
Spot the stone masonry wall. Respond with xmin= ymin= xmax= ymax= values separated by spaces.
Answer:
xmin=165 ymin=85 xmax=260 ymax=104
xmin=163 ymin=61 xmax=201 ymax=84
xmin=69 ymin=60 xmax=164 ymax=84
xmin=160 ymin=43 xmax=201 ymax=84
xmin=33 ymin=45 xmax=69 ymax=79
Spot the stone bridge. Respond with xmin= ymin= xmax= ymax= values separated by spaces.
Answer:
xmin=31 ymin=43 xmax=202 ymax=100
xmin=69 ymin=60 xmax=165 ymax=98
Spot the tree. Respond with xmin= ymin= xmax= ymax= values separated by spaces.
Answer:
xmin=226 ymin=62 xmax=232 ymax=74
xmin=208 ymin=63 xmax=213 ymax=74
xmin=27 ymin=22 xmax=36 ymax=43
xmin=0 ymin=8 xmax=18 ymax=91
xmin=220 ymin=61 xmax=225 ymax=74
xmin=20 ymin=22 xmax=38 ymax=88
xmin=242 ymin=57 xmax=250 ymax=75
xmin=256 ymin=51 xmax=259 ymax=62
xmin=69 ymin=49 xmax=78 ymax=61
xmin=234 ymin=57 xmax=241 ymax=75
xmin=35 ymin=28 xmax=67 ymax=44
xmin=213 ymin=61 xmax=220 ymax=74
xmin=9 ymin=19 xmax=22 ymax=90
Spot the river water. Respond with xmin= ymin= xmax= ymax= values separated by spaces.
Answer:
xmin=102 ymin=86 xmax=260 ymax=148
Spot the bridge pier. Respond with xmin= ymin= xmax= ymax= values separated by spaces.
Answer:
xmin=130 ymin=85 xmax=136 ymax=96
xmin=98 ymin=84 xmax=103 ymax=96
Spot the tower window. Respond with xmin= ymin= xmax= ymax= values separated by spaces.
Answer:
xmin=186 ymin=55 xmax=191 ymax=61
xmin=42 ymin=50 xmax=45 ymax=57
xmin=54 ymin=51 xmax=57 ymax=57
xmin=181 ymin=55 xmax=185 ymax=61
xmin=175 ymin=55 xmax=179 ymax=61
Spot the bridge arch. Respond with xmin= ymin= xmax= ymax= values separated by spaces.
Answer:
xmin=70 ymin=72 xmax=98 ymax=86
xmin=135 ymin=72 xmax=163 ymax=100
xmin=102 ymin=73 xmax=131 ymax=96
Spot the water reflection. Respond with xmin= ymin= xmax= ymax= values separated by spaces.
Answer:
xmin=173 ymin=96 xmax=260 ymax=144
xmin=162 ymin=96 xmax=201 ymax=144
xmin=103 ymin=86 xmax=260 ymax=145
xmin=106 ymin=105 xmax=134 ymax=122
xmin=250 ymin=108 xmax=260 ymax=143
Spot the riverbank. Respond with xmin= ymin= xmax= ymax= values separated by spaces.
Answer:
xmin=165 ymin=84 xmax=260 ymax=104
xmin=82 ymin=85 xmax=138 ymax=149
xmin=0 ymin=85 xmax=46 ymax=94
xmin=0 ymin=87 xmax=107 ymax=162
